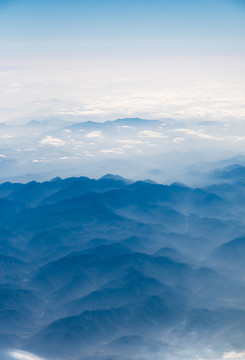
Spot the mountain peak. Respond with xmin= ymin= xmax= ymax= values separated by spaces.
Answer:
xmin=100 ymin=174 xmax=128 ymax=182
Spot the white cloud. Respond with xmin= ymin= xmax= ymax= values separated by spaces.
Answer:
xmin=39 ymin=135 xmax=65 ymax=147
xmin=100 ymin=148 xmax=124 ymax=154
xmin=86 ymin=131 xmax=102 ymax=138
xmin=83 ymin=150 xmax=96 ymax=157
xmin=100 ymin=150 xmax=114 ymax=153
xmin=1 ymin=57 xmax=245 ymax=124
xmin=5 ymin=82 xmax=21 ymax=94
xmin=172 ymin=128 xmax=223 ymax=141
xmin=118 ymin=139 xmax=144 ymax=144
xmin=138 ymin=130 xmax=167 ymax=138
xmin=122 ymin=145 xmax=134 ymax=148
xmin=0 ymin=154 xmax=6 ymax=157
xmin=116 ymin=125 xmax=134 ymax=130
xmin=0 ymin=134 xmax=14 ymax=138
xmin=32 ymin=159 xmax=54 ymax=163
xmin=8 ymin=349 xmax=46 ymax=360
xmin=223 ymin=351 xmax=245 ymax=359
xmin=235 ymin=136 xmax=245 ymax=141
xmin=58 ymin=156 xmax=79 ymax=160
xmin=58 ymin=156 xmax=69 ymax=160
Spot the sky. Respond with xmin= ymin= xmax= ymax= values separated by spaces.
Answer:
xmin=0 ymin=0 xmax=245 ymax=57
xmin=0 ymin=0 xmax=244 ymax=123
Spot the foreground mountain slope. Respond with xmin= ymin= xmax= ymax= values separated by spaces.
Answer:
xmin=0 ymin=169 xmax=244 ymax=359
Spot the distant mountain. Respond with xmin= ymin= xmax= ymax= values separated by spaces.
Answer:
xmin=67 ymin=117 xmax=163 ymax=131
xmin=208 ymin=164 xmax=245 ymax=183
xmin=25 ymin=118 xmax=70 ymax=129
xmin=211 ymin=236 xmax=245 ymax=271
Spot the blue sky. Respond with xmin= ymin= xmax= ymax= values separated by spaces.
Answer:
xmin=0 ymin=0 xmax=244 ymax=124
xmin=0 ymin=0 xmax=245 ymax=57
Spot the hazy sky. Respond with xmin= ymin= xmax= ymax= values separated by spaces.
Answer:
xmin=1 ymin=0 xmax=245 ymax=56
xmin=0 ymin=0 xmax=244 ymax=123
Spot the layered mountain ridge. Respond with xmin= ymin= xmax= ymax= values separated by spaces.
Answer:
xmin=0 ymin=167 xmax=245 ymax=359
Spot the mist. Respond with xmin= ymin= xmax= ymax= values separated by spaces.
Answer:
xmin=1 ymin=117 xmax=245 ymax=186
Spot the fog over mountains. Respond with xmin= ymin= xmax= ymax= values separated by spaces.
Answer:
xmin=0 ymin=163 xmax=245 ymax=360
xmin=1 ymin=117 xmax=245 ymax=185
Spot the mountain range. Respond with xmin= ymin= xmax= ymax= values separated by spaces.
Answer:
xmin=0 ymin=166 xmax=245 ymax=359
